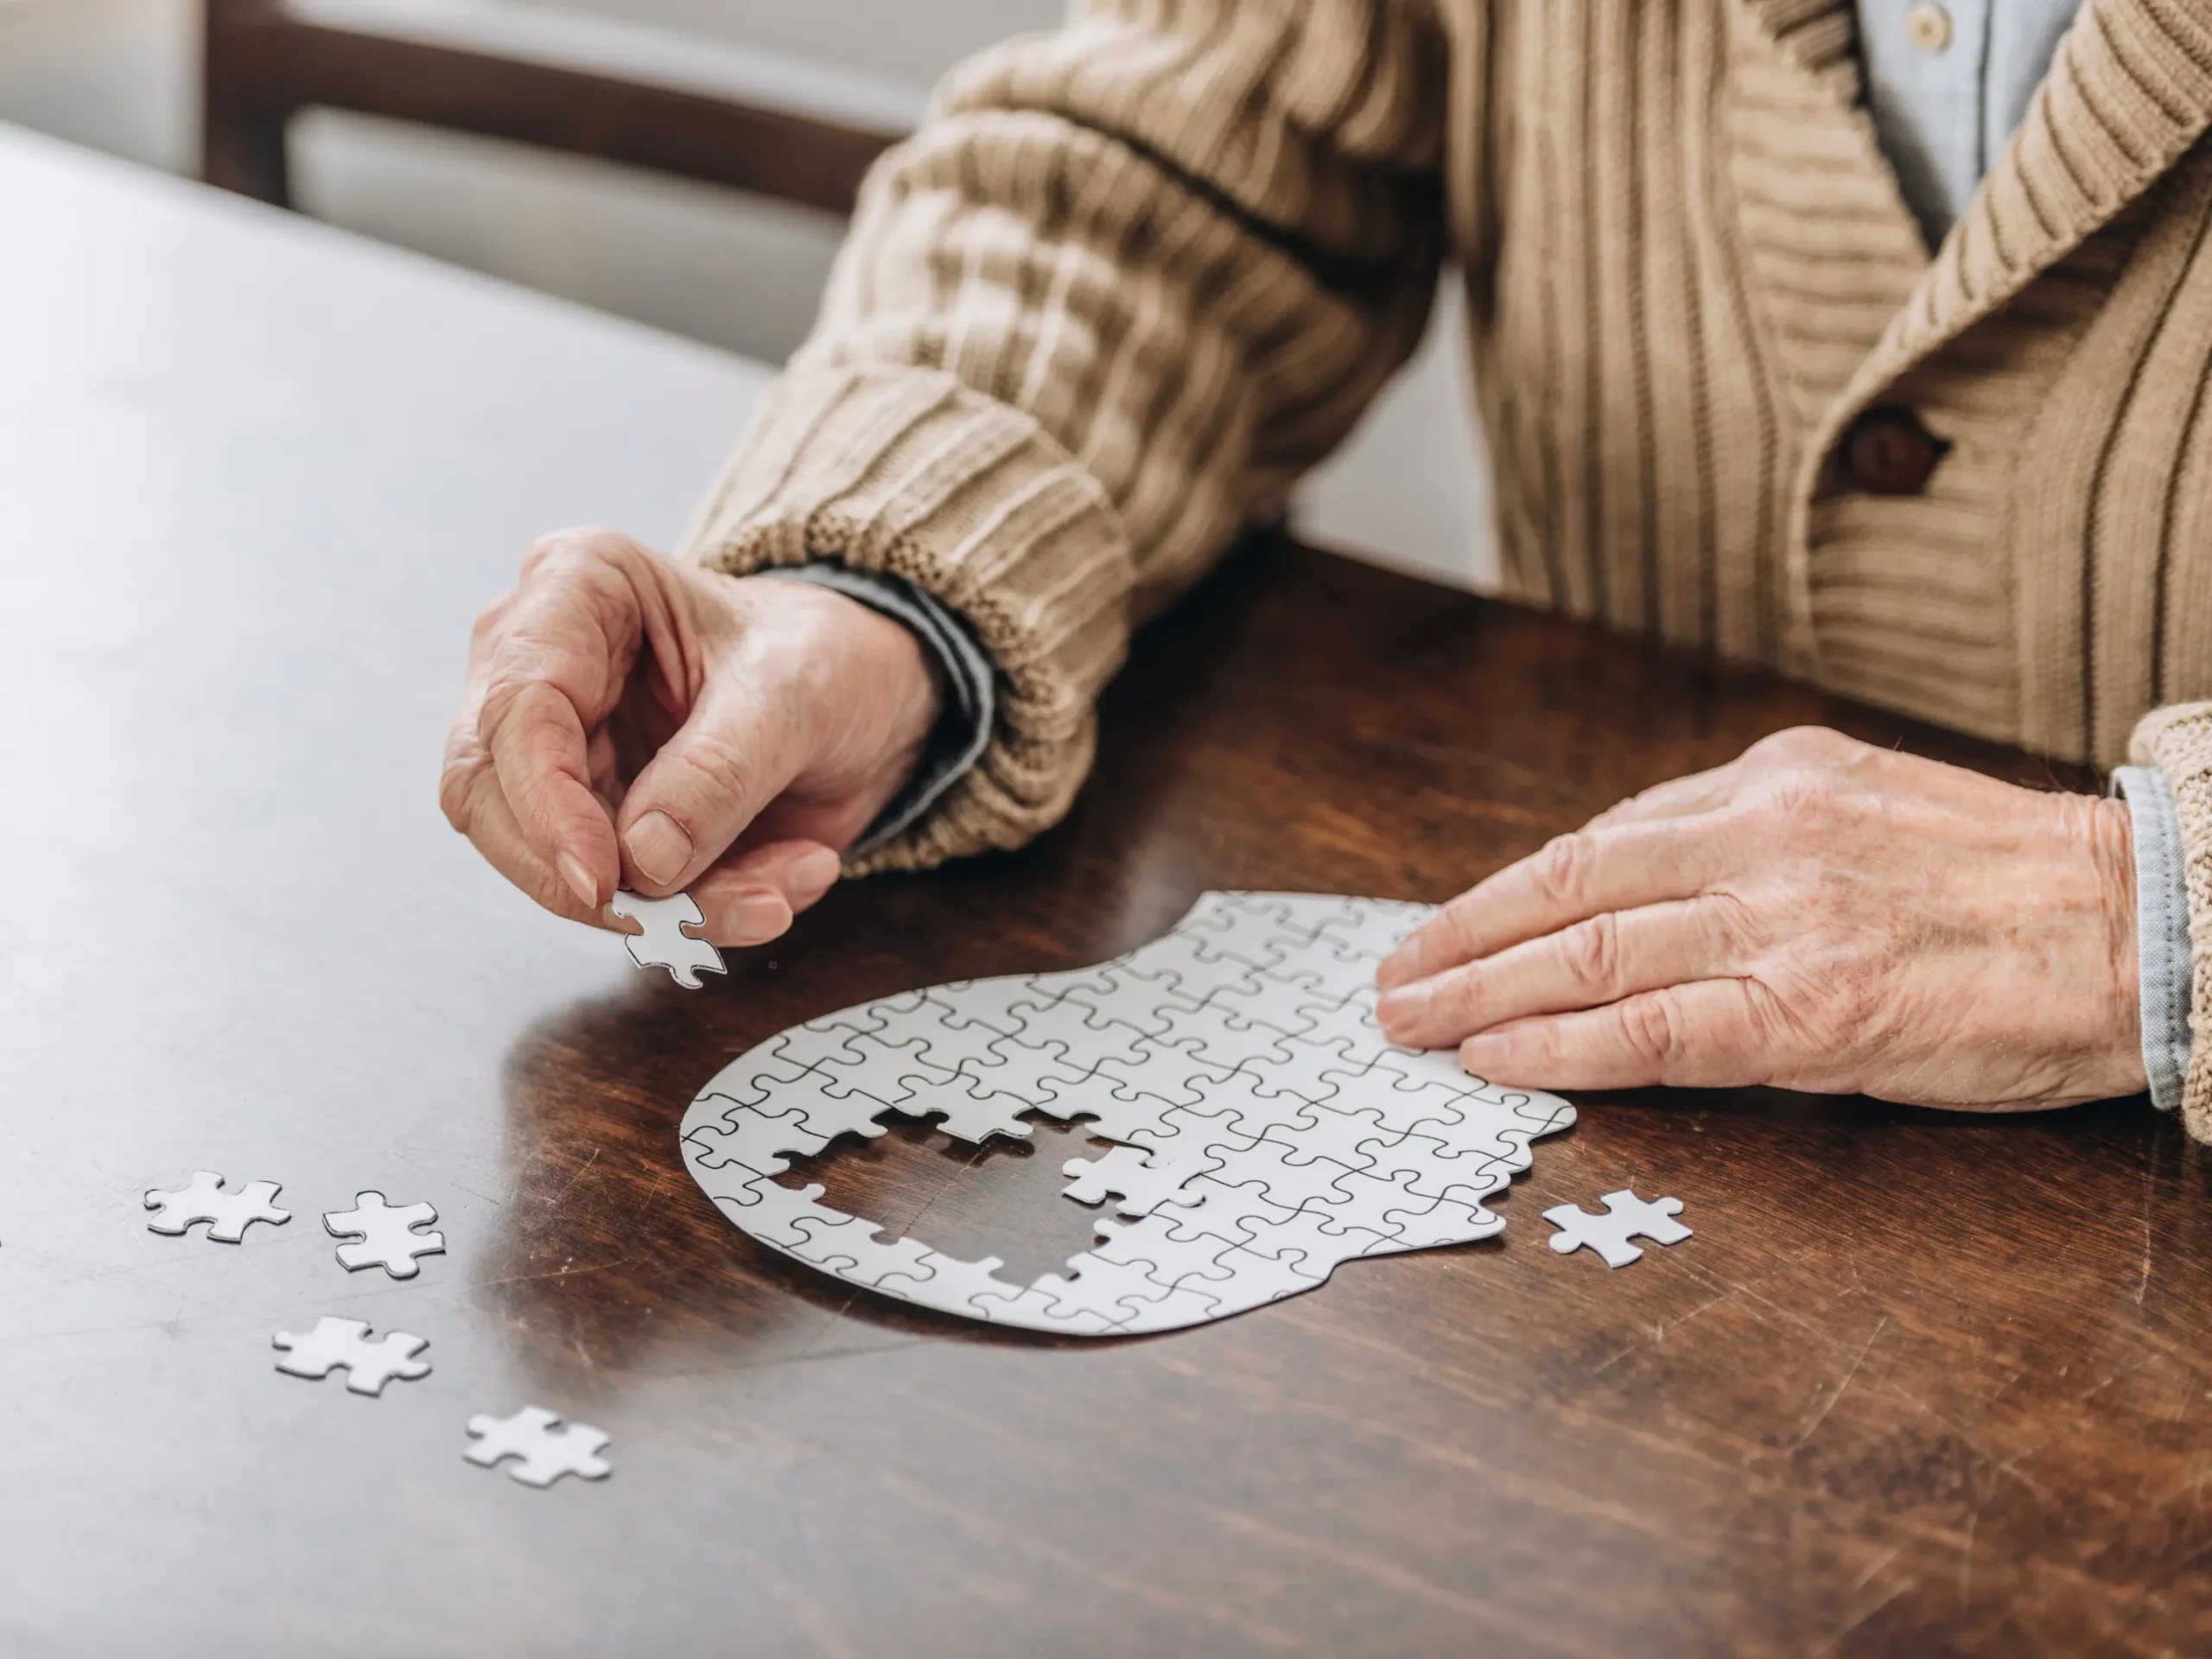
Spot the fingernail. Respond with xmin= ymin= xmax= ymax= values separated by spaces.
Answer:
xmin=729 ymin=890 xmax=792 ymax=945
xmin=624 ymin=810 xmax=692 ymax=887
xmin=558 ymin=852 xmax=599 ymax=910
xmin=786 ymin=847 xmax=842 ymax=907
xmin=1376 ymin=982 xmax=1431 ymax=1034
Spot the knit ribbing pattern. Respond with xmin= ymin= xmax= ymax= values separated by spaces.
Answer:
xmin=684 ymin=0 xmax=2212 ymax=925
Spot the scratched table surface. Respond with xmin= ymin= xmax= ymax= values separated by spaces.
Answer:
xmin=3 ymin=123 xmax=2208 ymax=1658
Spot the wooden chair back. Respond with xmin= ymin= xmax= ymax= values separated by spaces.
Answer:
xmin=202 ymin=0 xmax=913 ymax=215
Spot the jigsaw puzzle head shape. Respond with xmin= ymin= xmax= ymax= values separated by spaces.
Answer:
xmin=679 ymin=893 xmax=1577 ymax=1337
xmin=610 ymin=890 xmax=727 ymax=988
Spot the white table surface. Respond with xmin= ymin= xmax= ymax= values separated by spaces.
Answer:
xmin=0 ymin=123 xmax=777 ymax=1654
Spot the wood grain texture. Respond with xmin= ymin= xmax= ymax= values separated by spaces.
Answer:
xmin=5 ymin=132 xmax=2205 ymax=1648
xmin=474 ymin=537 xmax=2211 ymax=1656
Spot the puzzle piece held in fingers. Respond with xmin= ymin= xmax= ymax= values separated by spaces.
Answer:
xmin=610 ymin=890 xmax=726 ymax=988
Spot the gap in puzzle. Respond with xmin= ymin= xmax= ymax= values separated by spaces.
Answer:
xmin=679 ymin=893 xmax=1576 ymax=1336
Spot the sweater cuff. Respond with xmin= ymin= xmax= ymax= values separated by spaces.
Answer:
xmin=767 ymin=563 xmax=996 ymax=856
xmin=2127 ymin=702 xmax=2212 ymax=1141
xmin=2111 ymin=766 xmax=2192 ymax=1113
xmin=680 ymin=359 xmax=1135 ymax=875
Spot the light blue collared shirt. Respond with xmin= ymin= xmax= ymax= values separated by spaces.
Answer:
xmin=1855 ymin=0 xmax=2195 ymax=1106
xmin=1856 ymin=0 xmax=2083 ymax=245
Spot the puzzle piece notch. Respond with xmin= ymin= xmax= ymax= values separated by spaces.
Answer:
xmin=321 ymin=1192 xmax=446 ymax=1279
xmin=609 ymin=889 xmax=727 ymax=989
xmin=1543 ymin=1188 xmax=1691 ymax=1268
xmin=1060 ymin=1145 xmax=1210 ymax=1217
xmin=143 ymin=1171 xmax=291 ymax=1243
xmin=464 ymin=1406 xmax=612 ymax=1487
xmin=734 ymin=1170 xmax=1027 ymax=1302
xmin=272 ymin=1317 xmax=430 ymax=1395
xmin=817 ymin=1031 xmax=1043 ymax=1146
xmin=684 ymin=1101 xmax=834 ymax=1179
xmin=678 ymin=891 xmax=1580 ymax=1336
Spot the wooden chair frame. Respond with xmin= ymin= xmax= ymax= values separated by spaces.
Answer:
xmin=202 ymin=0 xmax=912 ymax=215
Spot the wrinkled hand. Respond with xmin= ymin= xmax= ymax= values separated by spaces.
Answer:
xmin=1376 ymin=728 xmax=2145 ymax=1111
xmin=441 ymin=527 xmax=942 ymax=946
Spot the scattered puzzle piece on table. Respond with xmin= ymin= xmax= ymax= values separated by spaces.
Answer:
xmin=678 ymin=892 xmax=1579 ymax=1337
xmin=273 ymin=1317 xmax=430 ymax=1395
xmin=1543 ymin=1188 xmax=1691 ymax=1268
xmin=143 ymin=1171 xmax=291 ymax=1243
xmin=464 ymin=1407 xmax=612 ymax=1487
xmin=322 ymin=1192 xmax=446 ymax=1279
xmin=609 ymin=889 xmax=726 ymax=988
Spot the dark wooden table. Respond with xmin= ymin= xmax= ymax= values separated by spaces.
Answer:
xmin=5 ymin=127 xmax=2209 ymax=1658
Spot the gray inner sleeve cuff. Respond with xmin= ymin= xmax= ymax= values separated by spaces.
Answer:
xmin=764 ymin=563 xmax=997 ymax=857
xmin=2112 ymin=765 xmax=2195 ymax=1113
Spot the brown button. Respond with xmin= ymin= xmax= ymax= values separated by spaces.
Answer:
xmin=1839 ymin=405 xmax=1947 ymax=495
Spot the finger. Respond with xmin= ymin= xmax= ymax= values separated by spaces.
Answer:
xmin=1377 ymin=815 xmax=1738 ymax=988
xmin=687 ymin=839 xmax=844 ymax=947
xmin=442 ymin=757 xmax=620 ymax=931
xmin=472 ymin=547 xmax=654 ymax=907
xmin=1377 ymin=896 xmax=1745 ymax=1048
xmin=483 ymin=677 xmax=622 ymax=910
xmin=613 ymin=665 xmax=808 ymax=896
xmin=1455 ymin=978 xmax=1780 ymax=1092
xmin=442 ymin=666 xmax=612 ymax=921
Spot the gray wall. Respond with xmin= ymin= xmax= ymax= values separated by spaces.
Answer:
xmin=0 ymin=0 xmax=1492 ymax=587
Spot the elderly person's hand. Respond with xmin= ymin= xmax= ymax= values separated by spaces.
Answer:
xmin=1376 ymin=728 xmax=2147 ymax=1112
xmin=441 ymin=528 xmax=940 ymax=946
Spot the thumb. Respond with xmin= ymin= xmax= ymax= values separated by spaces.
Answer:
xmin=613 ymin=671 xmax=806 ymax=895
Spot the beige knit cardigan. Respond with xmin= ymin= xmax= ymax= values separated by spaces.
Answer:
xmin=683 ymin=0 xmax=2212 ymax=1131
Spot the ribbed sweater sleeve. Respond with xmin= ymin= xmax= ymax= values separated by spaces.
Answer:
xmin=2130 ymin=702 xmax=2212 ymax=1142
xmin=680 ymin=0 xmax=1450 ymax=873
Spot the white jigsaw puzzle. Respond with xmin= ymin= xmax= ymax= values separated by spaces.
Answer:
xmin=143 ymin=1171 xmax=291 ymax=1243
xmin=610 ymin=889 xmax=727 ymax=989
xmin=272 ymin=1316 xmax=431 ymax=1395
xmin=464 ymin=1406 xmax=612 ymax=1487
xmin=1543 ymin=1188 xmax=1691 ymax=1268
xmin=678 ymin=892 xmax=1578 ymax=1337
xmin=322 ymin=1192 xmax=446 ymax=1278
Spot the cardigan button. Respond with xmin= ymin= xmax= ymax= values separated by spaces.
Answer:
xmin=1839 ymin=405 xmax=1947 ymax=495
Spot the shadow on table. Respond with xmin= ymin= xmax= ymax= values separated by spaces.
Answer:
xmin=475 ymin=946 xmax=2196 ymax=1402
xmin=469 ymin=969 xmax=1185 ymax=1390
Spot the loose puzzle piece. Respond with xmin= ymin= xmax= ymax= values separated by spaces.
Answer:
xmin=1061 ymin=1146 xmax=1209 ymax=1217
xmin=1543 ymin=1188 xmax=1692 ymax=1268
xmin=465 ymin=1406 xmax=612 ymax=1487
xmin=322 ymin=1192 xmax=446 ymax=1279
xmin=143 ymin=1171 xmax=291 ymax=1243
xmin=609 ymin=889 xmax=726 ymax=989
xmin=679 ymin=893 xmax=1580 ymax=1336
xmin=273 ymin=1316 xmax=430 ymax=1395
